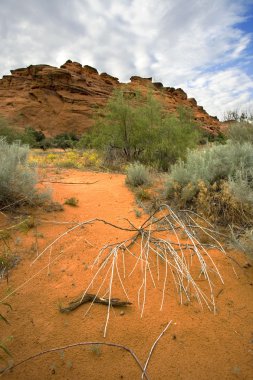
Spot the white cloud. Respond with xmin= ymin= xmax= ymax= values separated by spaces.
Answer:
xmin=187 ymin=68 xmax=253 ymax=118
xmin=0 ymin=0 xmax=252 ymax=119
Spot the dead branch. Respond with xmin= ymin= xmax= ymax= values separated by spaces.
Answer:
xmin=0 ymin=342 xmax=149 ymax=380
xmin=1 ymin=205 xmax=228 ymax=334
xmin=0 ymin=321 xmax=174 ymax=379
xmin=59 ymin=293 xmax=132 ymax=313
xmin=142 ymin=321 xmax=173 ymax=379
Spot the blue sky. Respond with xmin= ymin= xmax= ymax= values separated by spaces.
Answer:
xmin=0 ymin=0 xmax=252 ymax=120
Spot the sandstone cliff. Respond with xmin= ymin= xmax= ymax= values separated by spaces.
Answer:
xmin=0 ymin=60 xmax=220 ymax=136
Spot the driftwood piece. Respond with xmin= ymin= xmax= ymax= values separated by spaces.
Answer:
xmin=60 ymin=293 xmax=132 ymax=313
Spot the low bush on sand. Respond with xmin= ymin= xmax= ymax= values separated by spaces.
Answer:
xmin=165 ymin=142 xmax=253 ymax=226
xmin=0 ymin=139 xmax=39 ymax=206
xmin=125 ymin=163 xmax=151 ymax=187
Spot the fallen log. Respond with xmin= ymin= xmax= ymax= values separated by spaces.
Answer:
xmin=59 ymin=293 xmax=132 ymax=313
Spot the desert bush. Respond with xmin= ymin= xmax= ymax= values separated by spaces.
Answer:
xmin=0 ymin=139 xmax=39 ymax=206
xmin=0 ymin=118 xmax=47 ymax=148
xmin=165 ymin=142 xmax=253 ymax=225
xmin=64 ymin=197 xmax=79 ymax=207
xmin=227 ymin=121 xmax=253 ymax=144
xmin=55 ymin=160 xmax=77 ymax=169
xmin=53 ymin=133 xmax=79 ymax=150
xmin=228 ymin=166 xmax=253 ymax=204
xmin=79 ymin=91 xmax=200 ymax=170
xmin=125 ymin=163 xmax=151 ymax=187
xmin=166 ymin=142 xmax=253 ymax=190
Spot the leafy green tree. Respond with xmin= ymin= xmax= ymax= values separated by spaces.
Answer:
xmin=79 ymin=91 xmax=200 ymax=170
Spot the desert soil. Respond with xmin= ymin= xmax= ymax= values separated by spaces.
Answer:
xmin=0 ymin=169 xmax=253 ymax=380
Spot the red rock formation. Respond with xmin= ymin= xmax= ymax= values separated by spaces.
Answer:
xmin=0 ymin=60 xmax=221 ymax=136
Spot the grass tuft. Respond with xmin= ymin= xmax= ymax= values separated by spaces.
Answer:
xmin=126 ymin=163 xmax=151 ymax=187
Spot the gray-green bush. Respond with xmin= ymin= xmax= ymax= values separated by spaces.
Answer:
xmin=166 ymin=142 xmax=253 ymax=192
xmin=165 ymin=142 xmax=253 ymax=225
xmin=0 ymin=139 xmax=38 ymax=205
xmin=125 ymin=163 xmax=151 ymax=187
xmin=227 ymin=121 xmax=253 ymax=144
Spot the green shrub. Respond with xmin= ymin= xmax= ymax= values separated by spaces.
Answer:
xmin=125 ymin=163 xmax=151 ymax=187
xmin=227 ymin=121 xmax=253 ymax=144
xmin=79 ymin=91 xmax=200 ymax=170
xmin=135 ymin=187 xmax=152 ymax=201
xmin=53 ymin=133 xmax=79 ymax=150
xmin=166 ymin=142 xmax=253 ymax=191
xmin=0 ymin=139 xmax=39 ymax=206
xmin=228 ymin=166 xmax=253 ymax=204
xmin=0 ymin=118 xmax=47 ymax=148
xmin=64 ymin=197 xmax=79 ymax=207
xmin=165 ymin=142 xmax=253 ymax=225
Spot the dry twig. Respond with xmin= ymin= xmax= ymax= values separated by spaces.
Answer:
xmin=1 ymin=321 xmax=173 ymax=379
xmin=59 ymin=293 xmax=132 ymax=313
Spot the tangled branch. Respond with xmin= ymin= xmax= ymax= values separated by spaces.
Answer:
xmin=1 ymin=205 xmax=226 ymax=337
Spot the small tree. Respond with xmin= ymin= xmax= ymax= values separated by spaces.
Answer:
xmin=80 ymin=91 xmax=200 ymax=170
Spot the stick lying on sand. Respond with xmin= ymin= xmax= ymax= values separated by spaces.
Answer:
xmin=59 ymin=293 xmax=132 ymax=313
xmin=40 ymin=180 xmax=99 ymax=184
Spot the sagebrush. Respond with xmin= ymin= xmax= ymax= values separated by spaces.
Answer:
xmin=0 ymin=139 xmax=38 ymax=206
xmin=126 ymin=163 xmax=151 ymax=187
xmin=165 ymin=142 xmax=253 ymax=225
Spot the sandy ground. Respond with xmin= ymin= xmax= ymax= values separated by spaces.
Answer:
xmin=0 ymin=169 xmax=253 ymax=380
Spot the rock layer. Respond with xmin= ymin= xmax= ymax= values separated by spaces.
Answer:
xmin=0 ymin=60 xmax=220 ymax=136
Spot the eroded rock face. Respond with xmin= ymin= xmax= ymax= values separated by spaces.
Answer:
xmin=0 ymin=60 xmax=221 ymax=136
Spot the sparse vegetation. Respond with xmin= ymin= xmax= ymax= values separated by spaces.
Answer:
xmin=0 ymin=118 xmax=81 ymax=150
xmin=135 ymin=187 xmax=152 ymax=202
xmin=89 ymin=344 xmax=102 ymax=357
xmin=64 ymin=197 xmax=79 ymax=207
xmin=29 ymin=150 xmax=102 ymax=170
xmin=0 ymin=118 xmax=46 ymax=147
xmin=126 ymin=163 xmax=151 ymax=187
xmin=134 ymin=208 xmax=142 ymax=218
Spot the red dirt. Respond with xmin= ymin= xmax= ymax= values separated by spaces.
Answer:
xmin=0 ymin=169 xmax=253 ymax=380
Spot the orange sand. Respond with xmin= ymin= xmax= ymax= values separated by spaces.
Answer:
xmin=0 ymin=169 xmax=252 ymax=380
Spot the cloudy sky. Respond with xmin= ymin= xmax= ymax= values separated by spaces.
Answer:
xmin=0 ymin=0 xmax=252 ymax=119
